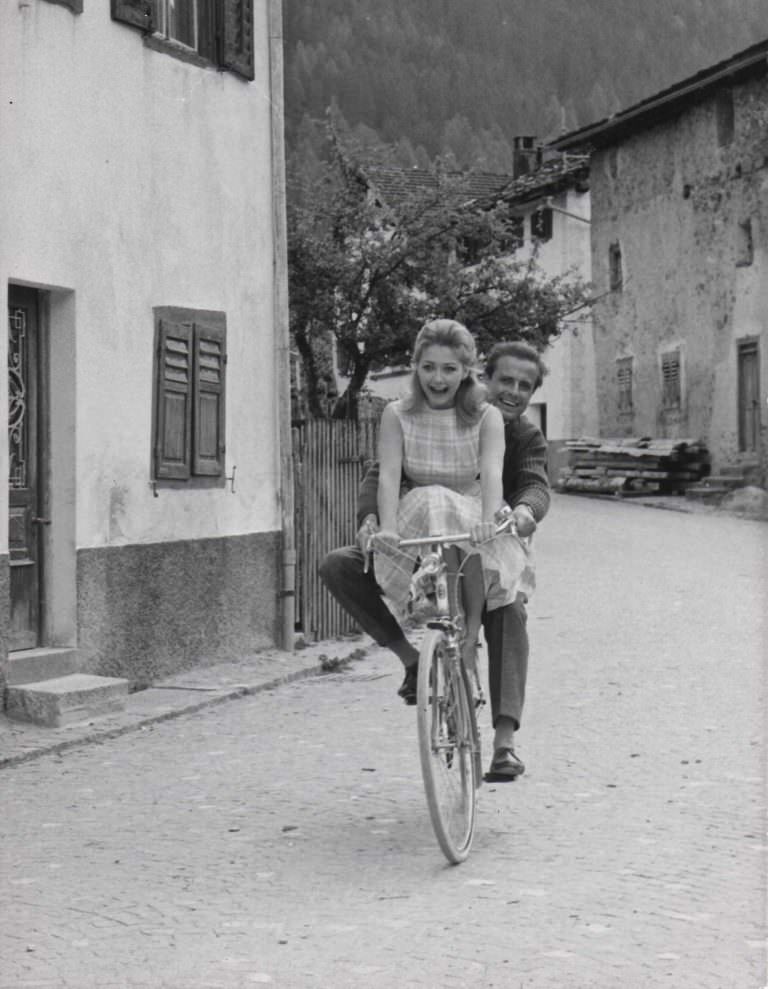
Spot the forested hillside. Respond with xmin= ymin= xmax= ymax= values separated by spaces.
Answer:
xmin=284 ymin=0 xmax=768 ymax=170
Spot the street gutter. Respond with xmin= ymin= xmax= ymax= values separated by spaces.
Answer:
xmin=0 ymin=639 xmax=367 ymax=770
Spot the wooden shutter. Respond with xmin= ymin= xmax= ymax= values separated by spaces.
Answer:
xmin=661 ymin=351 xmax=681 ymax=409
xmin=155 ymin=320 xmax=193 ymax=479
xmin=219 ymin=0 xmax=255 ymax=81
xmin=617 ymin=357 xmax=633 ymax=412
xmin=192 ymin=323 xmax=227 ymax=476
xmin=111 ymin=0 xmax=154 ymax=31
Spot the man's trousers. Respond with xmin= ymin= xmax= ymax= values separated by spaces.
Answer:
xmin=319 ymin=544 xmax=529 ymax=730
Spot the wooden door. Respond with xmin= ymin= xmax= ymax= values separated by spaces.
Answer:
xmin=738 ymin=340 xmax=760 ymax=453
xmin=8 ymin=287 xmax=42 ymax=650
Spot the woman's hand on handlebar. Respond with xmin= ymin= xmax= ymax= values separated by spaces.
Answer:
xmin=468 ymin=521 xmax=497 ymax=546
xmin=371 ymin=528 xmax=401 ymax=552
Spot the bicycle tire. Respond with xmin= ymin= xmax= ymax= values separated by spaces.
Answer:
xmin=417 ymin=629 xmax=477 ymax=864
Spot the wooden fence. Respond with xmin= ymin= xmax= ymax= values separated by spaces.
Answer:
xmin=293 ymin=418 xmax=379 ymax=641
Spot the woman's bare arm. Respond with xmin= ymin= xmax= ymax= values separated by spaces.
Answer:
xmin=377 ymin=403 xmax=404 ymax=533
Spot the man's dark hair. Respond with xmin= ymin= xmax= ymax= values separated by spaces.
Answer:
xmin=484 ymin=341 xmax=548 ymax=391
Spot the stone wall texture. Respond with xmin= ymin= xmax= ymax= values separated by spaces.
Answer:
xmin=0 ymin=554 xmax=8 ymax=690
xmin=590 ymin=71 xmax=768 ymax=481
xmin=76 ymin=532 xmax=281 ymax=684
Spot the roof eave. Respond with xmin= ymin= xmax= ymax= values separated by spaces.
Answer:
xmin=551 ymin=42 xmax=768 ymax=152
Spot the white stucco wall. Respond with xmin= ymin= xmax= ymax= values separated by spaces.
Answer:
xmin=0 ymin=1 xmax=281 ymax=554
xmin=516 ymin=187 xmax=597 ymax=440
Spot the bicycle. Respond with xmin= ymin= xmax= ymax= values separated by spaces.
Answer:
xmin=368 ymin=515 xmax=516 ymax=864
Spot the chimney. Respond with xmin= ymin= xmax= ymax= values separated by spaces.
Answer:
xmin=512 ymin=136 xmax=539 ymax=178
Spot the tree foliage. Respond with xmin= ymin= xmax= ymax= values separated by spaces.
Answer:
xmin=287 ymin=127 xmax=588 ymax=419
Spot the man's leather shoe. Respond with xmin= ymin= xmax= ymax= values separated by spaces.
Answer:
xmin=485 ymin=747 xmax=525 ymax=782
xmin=397 ymin=663 xmax=418 ymax=705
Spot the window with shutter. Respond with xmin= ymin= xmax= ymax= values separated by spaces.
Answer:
xmin=661 ymin=350 xmax=682 ymax=410
xmin=155 ymin=319 xmax=194 ymax=479
xmin=220 ymin=0 xmax=255 ymax=80
xmin=152 ymin=308 xmax=227 ymax=486
xmin=115 ymin=0 xmax=253 ymax=80
xmin=617 ymin=356 xmax=633 ymax=413
xmin=193 ymin=323 xmax=226 ymax=476
xmin=111 ymin=0 xmax=155 ymax=31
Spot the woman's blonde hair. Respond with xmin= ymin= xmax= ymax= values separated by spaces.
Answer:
xmin=402 ymin=319 xmax=485 ymax=426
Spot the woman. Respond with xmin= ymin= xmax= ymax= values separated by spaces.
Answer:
xmin=372 ymin=319 xmax=528 ymax=691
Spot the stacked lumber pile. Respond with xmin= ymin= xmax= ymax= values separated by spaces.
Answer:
xmin=556 ymin=437 xmax=711 ymax=497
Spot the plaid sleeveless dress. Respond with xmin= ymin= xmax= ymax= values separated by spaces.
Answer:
xmin=373 ymin=400 xmax=533 ymax=621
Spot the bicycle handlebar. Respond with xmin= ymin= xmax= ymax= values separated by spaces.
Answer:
xmin=396 ymin=515 xmax=515 ymax=548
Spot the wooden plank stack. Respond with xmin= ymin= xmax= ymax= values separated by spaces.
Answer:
xmin=556 ymin=436 xmax=711 ymax=497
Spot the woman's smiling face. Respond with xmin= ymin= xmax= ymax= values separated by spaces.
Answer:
xmin=415 ymin=344 xmax=468 ymax=409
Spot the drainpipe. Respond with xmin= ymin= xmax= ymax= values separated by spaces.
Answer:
xmin=268 ymin=0 xmax=295 ymax=650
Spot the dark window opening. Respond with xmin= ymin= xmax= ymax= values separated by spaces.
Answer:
xmin=607 ymin=148 xmax=619 ymax=180
xmin=609 ymin=241 xmax=623 ymax=292
xmin=736 ymin=218 xmax=754 ymax=267
xmin=531 ymin=207 xmax=553 ymax=243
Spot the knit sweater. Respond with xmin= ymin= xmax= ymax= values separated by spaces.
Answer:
xmin=356 ymin=413 xmax=550 ymax=527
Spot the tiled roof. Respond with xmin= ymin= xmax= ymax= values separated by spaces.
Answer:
xmin=363 ymin=154 xmax=590 ymax=211
xmin=496 ymin=154 xmax=590 ymax=205
xmin=363 ymin=166 xmax=511 ymax=207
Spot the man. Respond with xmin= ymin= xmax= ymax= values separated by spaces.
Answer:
xmin=319 ymin=340 xmax=549 ymax=781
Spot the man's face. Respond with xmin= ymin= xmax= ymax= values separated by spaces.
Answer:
xmin=485 ymin=355 xmax=539 ymax=422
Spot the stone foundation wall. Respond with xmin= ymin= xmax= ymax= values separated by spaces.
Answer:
xmin=76 ymin=531 xmax=281 ymax=684
xmin=0 ymin=554 xmax=8 ymax=691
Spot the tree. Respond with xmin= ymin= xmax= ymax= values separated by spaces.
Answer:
xmin=287 ymin=126 xmax=588 ymax=419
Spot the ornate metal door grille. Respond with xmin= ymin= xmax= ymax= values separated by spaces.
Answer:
xmin=8 ymin=306 xmax=28 ymax=490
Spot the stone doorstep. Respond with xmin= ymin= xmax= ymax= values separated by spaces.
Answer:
xmin=7 ymin=647 xmax=80 ymax=686
xmin=4 ymin=674 xmax=130 ymax=729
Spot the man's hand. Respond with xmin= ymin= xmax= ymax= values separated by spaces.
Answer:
xmin=511 ymin=503 xmax=537 ymax=538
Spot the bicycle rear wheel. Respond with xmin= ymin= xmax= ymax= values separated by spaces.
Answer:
xmin=417 ymin=629 xmax=477 ymax=863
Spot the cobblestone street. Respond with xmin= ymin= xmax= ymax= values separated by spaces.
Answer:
xmin=1 ymin=495 xmax=765 ymax=989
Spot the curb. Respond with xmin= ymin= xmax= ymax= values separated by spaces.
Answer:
xmin=0 ymin=639 xmax=370 ymax=771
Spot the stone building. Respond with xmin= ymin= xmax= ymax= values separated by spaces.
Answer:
xmin=0 ymin=0 xmax=292 ymax=714
xmin=553 ymin=39 xmax=768 ymax=484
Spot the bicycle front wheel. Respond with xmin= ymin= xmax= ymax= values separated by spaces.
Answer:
xmin=417 ymin=629 xmax=477 ymax=864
